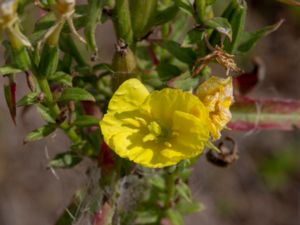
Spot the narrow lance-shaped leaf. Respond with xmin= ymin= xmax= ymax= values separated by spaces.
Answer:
xmin=154 ymin=4 xmax=179 ymax=26
xmin=24 ymin=123 xmax=57 ymax=143
xmin=238 ymin=19 xmax=284 ymax=53
xmin=224 ymin=0 xmax=247 ymax=54
xmin=229 ymin=96 xmax=300 ymax=131
xmin=161 ymin=40 xmax=197 ymax=65
xmin=37 ymin=104 xmax=56 ymax=123
xmin=74 ymin=115 xmax=100 ymax=127
xmin=0 ymin=65 xmax=22 ymax=76
xmin=4 ymin=81 xmax=17 ymax=125
xmin=167 ymin=71 xmax=199 ymax=91
xmin=204 ymin=17 xmax=232 ymax=41
xmin=166 ymin=209 xmax=184 ymax=225
xmin=17 ymin=92 xmax=40 ymax=107
xmin=59 ymin=88 xmax=96 ymax=102
xmin=174 ymin=0 xmax=194 ymax=15
xmin=49 ymin=71 xmax=73 ymax=87
xmin=209 ymin=0 xmax=238 ymax=47
xmin=50 ymin=151 xmax=82 ymax=169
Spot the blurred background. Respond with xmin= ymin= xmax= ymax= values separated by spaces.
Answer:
xmin=0 ymin=0 xmax=300 ymax=224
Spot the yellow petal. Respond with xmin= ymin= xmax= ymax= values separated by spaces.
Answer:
xmin=100 ymin=78 xmax=150 ymax=148
xmin=143 ymin=88 xmax=209 ymax=126
xmin=170 ymin=111 xmax=210 ymax=157
xmin=108 ymin=78 xmax=149 ymax=113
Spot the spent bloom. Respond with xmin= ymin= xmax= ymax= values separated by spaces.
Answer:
xmin=196 ymin=76 xmax=234 ymax=140
xmin=0 ymin=0 xmax=31 ymax=48
xmin=100 ymin=79 xmax=211 ymax=168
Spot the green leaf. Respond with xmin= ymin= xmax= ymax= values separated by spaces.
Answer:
xmin=141 ymin=72 xmax=164 ymax=89
xmin=174 ymin=0 xmax=194 ymax=15
xmin=161 ymin=40 xmax=197 ymax=65
xmin=171 ymin=12 xmax=190 ymax=41
xmin=205 ymin=17 xmax=232 ymax=41
xmin=34 ymin=13 xmax=56 ymax=32
xmin=17 ymin=92 xmax=39 ymax=107
xmin=24 ymin=123 xmax=57 ymax=143
xmin=154 ymin=5 xmax=179 ymax=26
xmin=49 ymin=71 xmax=73 ymax=86
xmin=166 ymin=209 xmax=184 ymax=225
xmin=182 ymin=29 xmax=205 ymax=47
xmin=167 ymin=71 xmax=199 ymax=91
xmin=31 ymin=13 xmax=56 ymax=44
xmin=59 ymin=88 xmax=95 ymax=102
xmin=176 ymin=182 xmax=192 ymax=203
xmin=74 ymin=115 xmax=99 ymax=127
xmin=176 ymin=200 xmax=204 ymax=214
xmin=50 ymin=151 xmax=82 ymax=168
xmin=135 ymin=210 xmax=159 ymax=224
xmin=238 ymin=19 xmax=284 ymax=53
xmin=148 ymin=175 xmax=165 ymax=190
xmin=157 ymin=63 xmax=181 ymax=81
xmin=37 ymin=104 xmax=56 ymax=123
xmin=0 ymin=65 xmax=23 ymax=76
xmin=93 ymin=63 xmax=113 ymax=73
xmin=224 ymin=0 xmax=247 ymax=53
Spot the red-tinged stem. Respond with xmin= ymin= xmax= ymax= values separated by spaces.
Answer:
xmin=147 ymin=45 xmax=160 ymax=66
xmin=229 ymin=96 xmax=300 ymax=131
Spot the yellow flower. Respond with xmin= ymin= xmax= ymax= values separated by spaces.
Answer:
xmin=100 ymin=79 xmax=211 ymax=168
xmin=196 ymin=76 xmax=233 ymax=140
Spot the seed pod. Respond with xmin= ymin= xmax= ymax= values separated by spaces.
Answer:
xmin=111 ymin=41 xmax=137 ymax=91
xmin=7 ymin=33 xmax=31 ymax=70
xmin=224 ymin=0 xmax=247 ymax=53
xmin=38 ymin=23 xmax=63 ymax=78
xmin=129 ymin=0 xmax=157 ymax=40
xmin=38 ymin=43 xmax=59 ymax=79
xmin=113 ymin=0 xmax=133 ymax=44
xmin=194 ymin=0 xmax=206 ymax=23
xmin=84 ymin=0 xmax=102 ymax=54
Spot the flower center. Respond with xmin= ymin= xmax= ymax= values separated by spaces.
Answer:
xmin=142 ymin=121 xmax=172 ymax=147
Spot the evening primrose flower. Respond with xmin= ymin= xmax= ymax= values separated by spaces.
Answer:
xmin=196 ymin=76 xmax=233 ymax=140
xmin=100 ymin=79 xmax=211 ymax=168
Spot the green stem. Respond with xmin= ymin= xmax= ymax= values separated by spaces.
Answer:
xmin=37 ymin=78 xmax=81 ymax=144
xmin=165 ymin=172 xmax=176 ymax=206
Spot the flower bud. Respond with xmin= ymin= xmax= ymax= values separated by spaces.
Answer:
xmin=113 ymin=0 xmax=133 ymax=44
xmin=194 ymin=0 xmax=206 ymax=23
xmin=129 ymin=0 xmax=157 ymax=40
